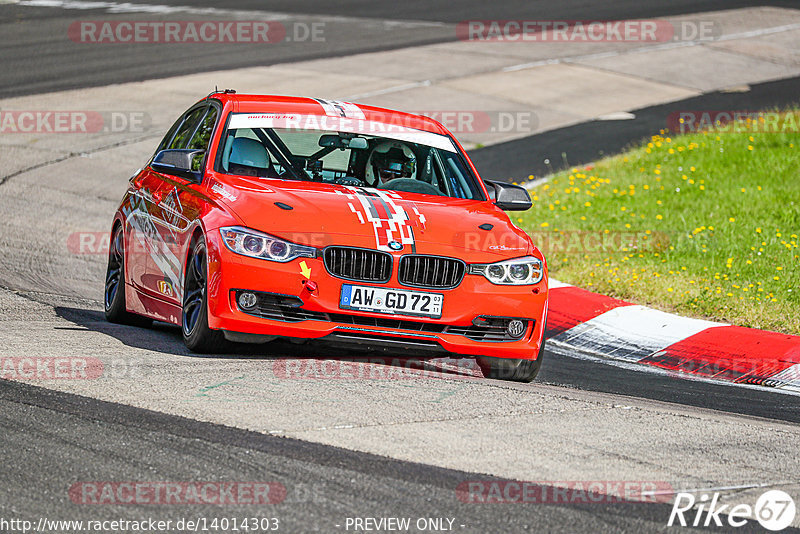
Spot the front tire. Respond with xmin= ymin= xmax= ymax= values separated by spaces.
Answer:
xmin=104 ymin=223 xmax=152 ymax=327
xmin=477 ymin=337 xmax=546 ymax=383
xmin=182 ymin=237 xmax=227 ymax=353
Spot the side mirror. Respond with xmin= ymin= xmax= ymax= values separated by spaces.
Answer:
xmin=151 ymin=149 xmax=205 ymax=181
xmin=485 ymin=180 xmax=532 ymax=211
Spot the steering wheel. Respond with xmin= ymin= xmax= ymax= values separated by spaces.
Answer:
xmin=334 ymin=176 xmax=364 ymax=186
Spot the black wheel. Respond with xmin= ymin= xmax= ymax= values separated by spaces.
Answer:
xmin=182 ymin=237 xmax=227 ymax=353
xmin=477 ymin=337 xmax=546 ymax=383
xmin=104 ymin=224 xmax=152 ymax=327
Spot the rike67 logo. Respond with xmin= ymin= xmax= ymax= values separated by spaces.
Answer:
xmin=668 ymin=490 xmax=796 ymax=531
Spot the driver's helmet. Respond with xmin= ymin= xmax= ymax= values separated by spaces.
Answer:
xmin=366 ymin=141 xmax=416 ymax=184
xmin=228 ymin=137 xmax=270 ymax=177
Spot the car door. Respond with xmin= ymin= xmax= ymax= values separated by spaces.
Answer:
xmin=132 ymin=105 xmax=207 ymax=300
xmin=148 ymin=103 xmax=219 ymax=307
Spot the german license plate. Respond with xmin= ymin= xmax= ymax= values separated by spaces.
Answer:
xmin=339 ymin=284 xmax=443 ymax=319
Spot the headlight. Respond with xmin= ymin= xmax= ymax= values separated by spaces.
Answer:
xmin=219 ymin=226 xmax=316 ymax=263
xmin=469 ymin=256 xmax=544 ymax=285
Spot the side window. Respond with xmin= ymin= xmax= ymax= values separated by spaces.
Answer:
xmin=187 ymin=107 xmax=218 ymax=151
xmin=168 ymin=107 xmax=206 ymax=150
xmin=156 ymin=114 xmax=185 ymax=153
xmin=187 ymin=107 xmax=218 ymax=171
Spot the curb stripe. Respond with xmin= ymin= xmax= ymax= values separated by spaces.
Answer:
xmin=546 ymin=284 xmax=800 ymax=391
xmin=639 ymin=326 xmax=800 ymax=387
xmin=546 ymin=285 xmax=631 ymax=336
xmin=552 ymin=305 xmax=724 ymax=362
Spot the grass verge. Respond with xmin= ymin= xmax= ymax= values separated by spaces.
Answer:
xmin=516 ymin=113 xmax=800 ymax=334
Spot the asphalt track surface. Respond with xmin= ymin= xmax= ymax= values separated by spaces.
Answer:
xmin=2 ymin=0 xmax=798 ymax=98
xmin=2 ymin=1 xmax=800 ymax=533
xmin=470 ymin=75 xmax=800 ymax=180
xmin=3 ymin=378 xmax=749 ymax=534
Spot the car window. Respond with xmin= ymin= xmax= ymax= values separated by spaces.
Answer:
xmin=186 ymin=107 xmax=218 ymax=171
xmin=217 ymin=122 xmax=483 ymax=200
xmin=278 ymin=129 xmax=350 ymax=171
xmin=187 ymin=107 xmax=218 ymax=151
xmin=157 ymin=114 xmax=184 ymax=153
xmin=168 ymin=107 xmax=207 ymax=150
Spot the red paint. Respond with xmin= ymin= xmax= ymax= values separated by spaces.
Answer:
xmin=546 ymin=286 xmax=631 ymax=336
xmin=110 ymin=93 xmax=548 ymax=361
xmin=639 ymin=326 xmax=800 ymax=385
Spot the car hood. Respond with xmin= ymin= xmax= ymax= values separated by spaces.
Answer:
xmin=207 ymin=176 xmax=533 ymax=261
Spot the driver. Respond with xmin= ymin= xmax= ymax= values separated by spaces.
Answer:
xmin=366 ymin=141 xmax=416 ymax=185
xmin=228 ymin=137 xmax=271 ymax=177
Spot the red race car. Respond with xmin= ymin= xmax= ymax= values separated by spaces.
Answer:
xmin=105 ymin=92 xmax=549 ymax=382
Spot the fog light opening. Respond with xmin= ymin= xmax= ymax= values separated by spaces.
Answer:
xmin=507 ymin=319 xmax=526 ymax=339
xmin=238 ymin=291 xmax=258 ymax=310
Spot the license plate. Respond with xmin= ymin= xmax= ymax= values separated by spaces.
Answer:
xmin=340 ymin=284 xmax=443 ymax=319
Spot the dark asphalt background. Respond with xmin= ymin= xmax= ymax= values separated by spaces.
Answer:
xmin=2 ymin=1 xmax=799 ymax=532
xmin=0 ymin=378 xmax=786 ymax=534
xmin=470 ymin=76 xmax=800 ymax=180
xmin=2 ymin=0 xmax=798 ymax=98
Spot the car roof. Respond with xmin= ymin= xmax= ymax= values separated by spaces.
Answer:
xmin=200 ymin=93 xmax=449 ymax=136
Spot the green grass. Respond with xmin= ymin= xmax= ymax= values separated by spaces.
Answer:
xmin=515 ymin=115 xmax=800 ymax=334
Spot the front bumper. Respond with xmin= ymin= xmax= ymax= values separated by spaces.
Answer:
xmin=205 ymin=232 xmax=548 ymax=360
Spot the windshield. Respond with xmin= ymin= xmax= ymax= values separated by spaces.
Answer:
xmin=215 ymin=113 xmax=483 ymax=200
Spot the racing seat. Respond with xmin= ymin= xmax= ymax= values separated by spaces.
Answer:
xmin=228 ymin=137 xmax=273 ymax=177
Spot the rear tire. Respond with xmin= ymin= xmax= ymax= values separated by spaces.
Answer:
xmin=182 ymin=237 xmax=228 ymax=353
xmin=104 ymin=223 xmax=152 ymax=327
xmin=477 ymin=337 xmax=546 ymax=383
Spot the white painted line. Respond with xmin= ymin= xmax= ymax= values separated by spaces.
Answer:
xmin=548 ymin=278 xmax=572 ymax=289
xmin=771 ymin=364 xmax=800 ymax=389
xmin=596 ymin=111 xmax=636 ymax=121
xmin=554 ymin=304 xmax=726 ymax=361
xmin=346 ymin=80 xmax=432 ymax=100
